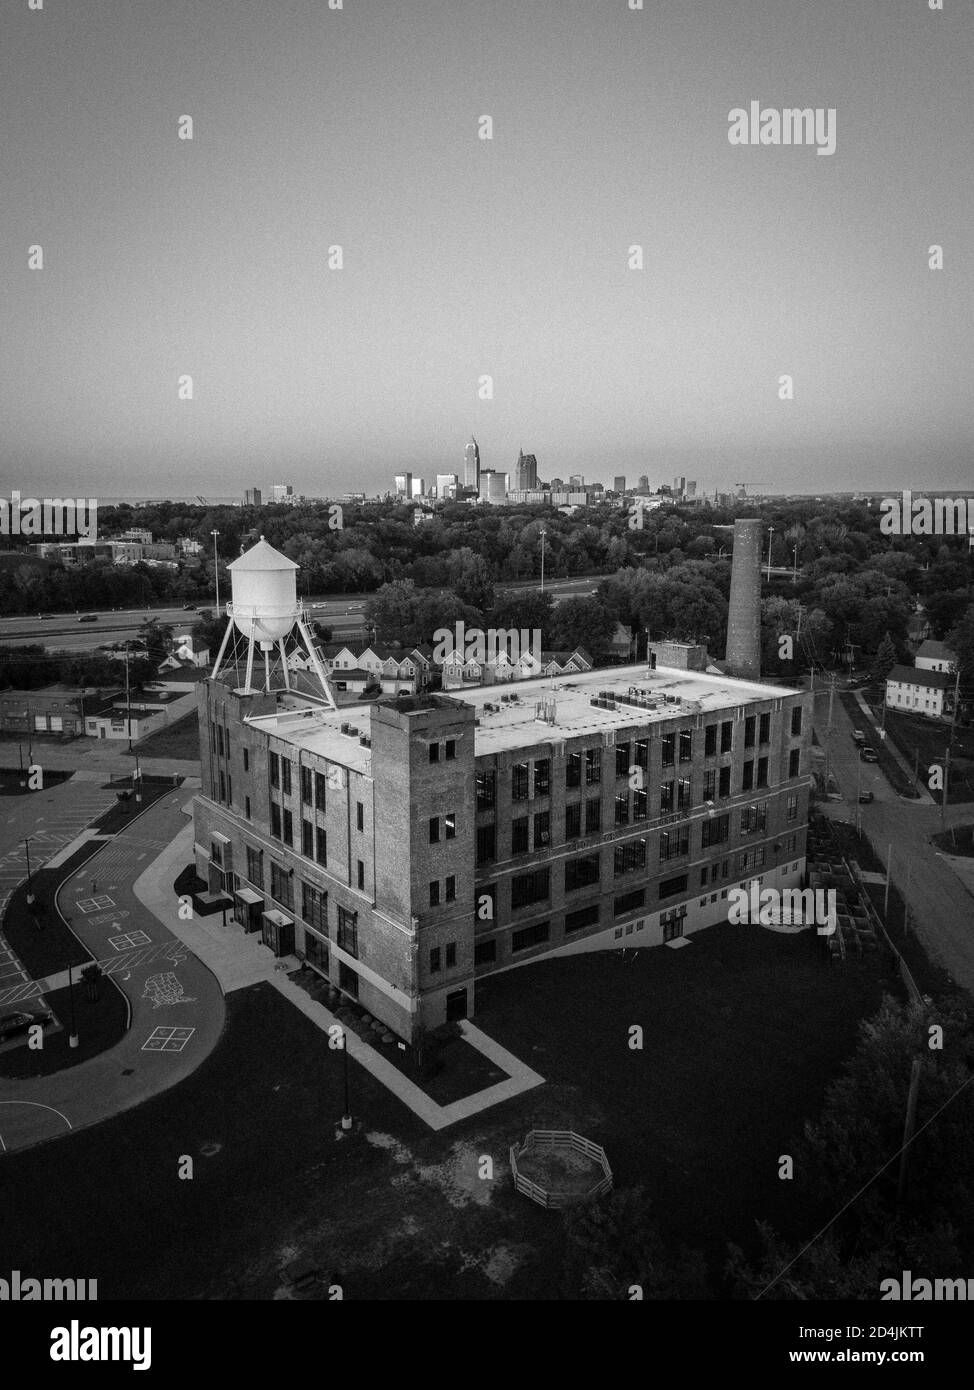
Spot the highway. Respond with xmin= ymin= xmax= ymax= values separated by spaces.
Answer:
xmin=0 ymin=576 xmax=599 ymax=653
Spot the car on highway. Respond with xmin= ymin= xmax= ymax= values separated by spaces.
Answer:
xmin=858 ymin=790 xmax=874 ymax=804
xmin=851 ymin=729 xmax=865 ymax=745
xmin=77 ymin=613 xmax=98 ymax=623
xmin=37 ymin=612 xmax=53 ymax=620
xmin=182 ymin=603 xmax=196 ymax=610
xmin=860 ymin=746 xmax=878 ymax=763
xmin=0 ymin=1009 xmax=52 ymax=1041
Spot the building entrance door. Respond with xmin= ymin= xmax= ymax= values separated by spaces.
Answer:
xmin=446 ymin=988 xmax=467 ymax=1022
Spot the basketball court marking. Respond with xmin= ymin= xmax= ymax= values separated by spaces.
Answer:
xmin=142 ymin=1026 xmax=195 ymax=1053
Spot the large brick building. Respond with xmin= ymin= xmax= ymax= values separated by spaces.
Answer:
xmin=194 ymin=662 xmax=812 ymax=1042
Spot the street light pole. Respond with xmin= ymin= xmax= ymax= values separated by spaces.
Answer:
xmin=539 ymin=529 xmax=547 ymax=594
xmin=856 ymin=753 xmax=862 ymax=837
xmin=211 ymin=530 xmax=221 ymax=613
xmin=766 ymin=526 xmax=775 ymax=580
xmin=135 ymin=750 xmax=142 ymax=805
xmin=24 ymin=837 xmax=34 ymax=905
xmin=341 ymin=1025 xmax=353 ymax=1131
xmin=125 ymin=651 xmax=133 ymax=753
xmin=67 ymin=959 xmax=79 ymax=1049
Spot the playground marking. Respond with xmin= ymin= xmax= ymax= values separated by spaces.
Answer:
xmin=142 ymin=1026 xmax=195 ymax=1053
xmin=142 ymin=972 xmax=195 ymax=1008
xmin=109 ymin=930 xmax=151 ymax=951
xmin=76 ymin=895 xmax=114 ymax=913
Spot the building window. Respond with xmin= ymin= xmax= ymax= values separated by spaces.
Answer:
xmin=474 ymin=939 xmax=497 ymax=965
xmin=585 ymin=747 xmax=601 ymax=785
xmin=616 ymin=742 xmax=631 ymax=778
xmin=302 ymin=882 xmax=327 ymax=933
xmin=720 ymin=721 xmax=733 ymax=753
xmin=269 ymin=752 xmax=280 ymax=788
xmin=304 ymin=927 xmax=329 ymax=973
xmin=512 ymin=817 xmax=529 ymax=854
xmin=246 ymin=845 xmax=263 ymax=888
xmin=429 ymin=816 xmax=440 ymax=844
xmin=789 ymin=748 xmax=800 ymax=777
xmin=659 ymin=873 xmax=688 ymax=901
xmin=314 ymin=770 xmax=327 ymax=806
xmin=565 ymin=903 xmax=600 ymax=934
xmin=281 ymin=761 xmax=292 ymax=795
xmin=356 ymin=801 xmax=364 ymax=831
xmin=338 ymin=961 xmax=359 ymax=998
xmin=512 ymin=921 xmax=550 ymax=953
xmin=742 ymin=760 xmax=754 ymax=792
xmin=633 ymin=788 xmax=648 ymax=820
xmin=533 ymin=810 xmax=550 ymax=848
xmin=786 ymin=794 xmax=798 ymax=823
xmin=704 ymin=724 xmax=717 ymax=756
xmin=744 ymin=716 xmax=755 ymax=749
xmin=634 ymin=738 xmax=649 ymax=769
xmin=301 ymin=766 xmax=313 ymax=804
xmin=718 ymin=767 xmax=731 ymax=798
xmin=219 ymin=773 xmax=226 ymax=803
xmin=445 ymin=942 xmax=456 ymax=968
xmin=337 ymin=906 xmax=358 ymax=957
xmin=533 ymin=758 xmax=550 ymax=797
xmin=429 ymin=880 xmax=440 ymax=907
xmin=567 ymin=752 xmax=582 ymax=788
xmin=677 ymin=777 xmax=691 ymax=810
xmin=245 ymin=796 xmax=251 ymax=821
xmin=757 ymin=756 xmax=768 ymax=788
xmin=585 ymin=797 xmax=601 ymax=834
xmin=565 ymin=802 xmax=581 ymax=839
xmin=661 ymin=733 xmax=675 ymax=768
xmin=704 ymin=769 xmax=716 ymax=800
xmin=243 ymin=748 xmax=249 ymax=773
xmin=660 ymin=781 xmax=674 ymax=813
xmin=759 ymin=712 xmax=770 ymax=744
xmin=270 ymin=803 xmax=282 ymax=840
xmin=701 ymin=813 xmax=729 ymax=847
xmin=701 ymin=865 xmax=708 ymax=886
xmin=662 ymin=915 xmax=685 ymax=943
xmin=217 ymin=726 xmax=224 ymax=755
xmin=659 ymin=827 xmax=689 ymax=862
xmin=476 ymin=770 xmax=496 ymax=810
xmin=316 ymin=827 xmax=327 ymax=866
xmin=270 ymin=862 xmax=293 ymax=910
xmin=614 ymin=888 xmax=645 ymax=917
xmin=444 ymin=812 xmax=456 ymax=840
xmin=511 ymin=867 xmax=550 ymax=909
xmin=429 ymin=742 xmax=440 ymax=763
xmin=430 ymin=947 xmax=441 ymax=974
xmin=614 ymin=791 xmax=629 ymax=826
xmin=357 ymin=860 xmax=365 ymax=890
xmin=679 ymin=729 xmax=693 ymax=763
xmin=740 ymin=803 xmax=767 ymax=836
xmin=566 ymin=854 xmax=600 ymax=893
xmin=302 ymin=819 xmax=313 ymax=858
xmin=476 ymin=823 xmax=496 ymax=865
xmin=791 ymin=707 xmax=803 ymax=737
xmin=511 ymin=762 xmax=530 ymax=801
xmin=614 ymin=839 xmax=646 ymax=876
xmin=445 ymin=875 xmax=456 ymax=902
xmin=282 ymin=810 xmax=293 ymax=847
xmin=445 ymin=739 xmax=456 ymax=760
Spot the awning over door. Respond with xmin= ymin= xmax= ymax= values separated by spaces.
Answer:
xmin=235 ymin=887 xmax=262 ymax=906
xmin=262 ymin=908 xmax=293 ymax=929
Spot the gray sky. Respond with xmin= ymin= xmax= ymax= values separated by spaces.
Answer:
xmin=2 ymin=0 xmax=971 ymax=498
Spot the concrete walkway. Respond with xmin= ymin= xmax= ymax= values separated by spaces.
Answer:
xmin=850 ymin=689 xmax=933 ymax=804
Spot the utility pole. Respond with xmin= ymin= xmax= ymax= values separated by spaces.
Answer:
xmin=896 ymin=1058 xmax=922 ymax=1208
xmin=125 ymin=651 xmax=133 ymax=753
xmin=824 ymin=672 xmax=836 ymax=791
xmin=212 ymin=529 xmax=221 ymax=612
xmin=941 ymin=745 xmax=950 ymax=833
xmin=856 ymin=753 xmax=863 ymax=836
xmin=884 ymin=842 xmax=892 ymax=921
xmin=539 ymin=529 xmax=547 ymax=594
xmin=24 ymin=837 xmax=35 ymax=906
xmin=766 ymin=525 xmax=775 ymax=580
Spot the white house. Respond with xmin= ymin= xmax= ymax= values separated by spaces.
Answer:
xmin=885 ymin=664 xmax=953 ymax=719
xmin=914 ymin=640 xmax=957 ymax=674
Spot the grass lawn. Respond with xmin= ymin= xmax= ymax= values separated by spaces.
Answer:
xmin=879 ymin=707 xmax=974 ymax=803
xmin=125 ymin=711 xmax=201 ymax=762
xmin=0 ymin=979 xmax=128 ymax=1079
xmin=932 ymin=824 xmax=974 ymax=858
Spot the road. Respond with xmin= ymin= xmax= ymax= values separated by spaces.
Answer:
xmin=0 ymin=576 xmax=600 ymax=652
xmin=812 ymin=683 xmax=974 ymax=997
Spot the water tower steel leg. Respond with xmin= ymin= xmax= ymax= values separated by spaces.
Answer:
xmin=279 ymin=639 xmax=292 ymax=690
xmin=297 ymin=615 xmax=338 ymax=710
xmin=264 ymin=648 xmax=271 ymax=691
xmin=211 ymin=618 xmax=235 ymax=681
xmin=244 ymin=632 xmax=256 ymax=692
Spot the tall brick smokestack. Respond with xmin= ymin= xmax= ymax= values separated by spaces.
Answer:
xmin=725 ymin=518 xmax=762 ymax=680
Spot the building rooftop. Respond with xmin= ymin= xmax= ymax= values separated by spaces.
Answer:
xmin=246 ymin=663 xmax=802 ymax=771
xmin=887 ymin=664 xmax=951 ymax=691
xmin=915 ymin=640 xmax=957 ymax=663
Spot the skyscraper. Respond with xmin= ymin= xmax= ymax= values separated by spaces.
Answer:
xmin=463 ymin=437 xmax=480 ymax=490
xmin=514 ymin=449 xmax=538 ymax=490
xmin=394 ymin=472 xmax=413 ymax=498
xmin=613 ymin=476 xmax=626 ymax=493
xmin=436 ymin=473 xmax=458 ymax=500
xmin=638 ymin=474 xmax=649 ymax=492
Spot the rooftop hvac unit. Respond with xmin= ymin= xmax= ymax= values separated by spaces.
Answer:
xmin=359 ymin=735 xmax=371 ymax=747
xmin=340 ymin=722 xmax=350 ymax=733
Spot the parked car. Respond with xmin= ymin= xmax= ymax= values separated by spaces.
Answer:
xmin=861 ymin=747 xmax=878 ymax=763
xmin=0 ymin=1009 xmax=52 ymax=1041
xmin=851 ymin=729 xmax=866 ymax=745
xmin=858 ymin=790 xmax=874 ymax=804
xmin=78 ymin=613 xmax=98 ymax=623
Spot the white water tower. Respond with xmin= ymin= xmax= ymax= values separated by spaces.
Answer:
xmin=210 ymin=537 xmax=335 ymax=706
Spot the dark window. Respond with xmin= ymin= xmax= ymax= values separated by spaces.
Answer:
xmin=786 ymin=794 xmax=798 ymax=822
xmin=533 ymin=810 xmax=550 ymax=847
xmin=429 ymin=880 xmax=440 ymax=907
xmin=677 ymin=777 xmax=691 ymax=810
xmin=659 ymin=873 xmax=688 ymax=900
xmin=269 ymin=752 xmax=280 ymax=788
xmin=616 ymin=742 xmax=630 ymax=778
xmin=356 ymin=801 xmax=364 ymax=831
xmin=316 ymin=827 xmax=327 ymax=866
xmin=566 ymin=854 xmax=600 ymax=892
xmin=565 ymin=802 xmax=581 ymax=839
xmin=282 ymin=809 xmax=293 ymax=847
xmin=338 ymin=961 xmax=359 ymax=998
xmin=314 ymin=770 xmax=327 ymax=806
xmin=633 ymin=788 xmax=648 ymax=820
xmin=304 ymin=928 xmax=329 ymax=973
xmin=740 ymin=802 xmax=767 ymax=836
xmin=660 ymin=781 xmax=674 ymax=813
xmin=565 ymin=903 xmax=600 ymax=934
xmin=302 ymin=819 xmax=313 ymax=858
xmin=302 ymin=882 xmax=327 ymax=933
xmin=757 ymin=756 xmax=768 ymax=788
xmin=791 ymin=707 xmax=803 ymax=737
xmin=679 ymin=729 xmax=693 ymax=763
xmin=511 ymin=867 xmax=550 ymax=909
xmin=476 ymin=770 xmax=496 ymax=810
xmin=357 ymin=860 xmax=365 ymax=890
xmin=270 ymin=802 xmax=282 ymax=839
xmin=663 ymin=915 xmax=685 ymax=943
xmin=245 ymin=796 xmax=251 ymax=820
xmin=614 ymin=791 xmax=629 ymax=826
xmin=270 ymin=862 xmax=293 ymax=910
xmin=476 ymin=823 xmax=496 ymax=865
xmin=243 ymin=747 xmax=249 ymax=772
xmin=429 ymin=816 xmax=440 ymax=844
xmin=219 ymin=773 xmax=226 ymax=803
xmin=444 ymin=812 xmax=456 ymax=839
xmin=281 ymin=761 xmax=292 ymax=795
xmin=445 ymin=739 xmax=456 ymax=760
xmin=614 ymin=839 xmax=646 ymax=875
xmin=720 ymin=721 xmax=733 ymax=753
xmin=718 ymin=766 xmax=731 ymax=798
xmin=704 ymin=769 xmax=716 ymax=800
xmin=534 ymin=759 xmax=550 ymax=796
xmin=429 ymin=742 xmax=440 ymax=763
xmin=701 ymin=813 xmax=729 ymax=847
xmin=585 ymin=747 xmax=601 ymax=785
xmin=635 ymin=738 xmax=649 ymax=768
xmin=512 ymin=920 xmax=550 ymax=952
xmin=567 ymin=751 xmax=582 ymax=788
xmin=511 ymin=762 xmax=530 ymax=801
xmin=742 ymin=760 xmax=754 ymax=792
xmin=337 ymin=906 xmax=358 ymax=956
xmin=445 ymin=942 xmax=456 ymax=968
xmin=789 ymin=748 xmax=800 ymax=777
xmin=429 ymin=947 xmax=441 ymax=973
xmin=759 ymin=712 xmax=771 ymax=744
xmin=301 ymin=766 xmax=313 ymax=803
xmin=445 ymin=875 xmax=456 ymax=902
xmin=217 ymin=726 xmax=224 ymax=755
xmin=474 ymin=939 xmax=497 ymax=965
xmin=511 ymin=817 xmax=529 ymax=854
xmin=614 ymin=888 xmax=645 ymax=917
xmin=744 ymin=716 xmax=756 ymax=749
xmin=246 ymin=845 xmax=263 ymax=888
xmin=704 ymin=724 xmax=717 ymax=756
xmin=585 ymin=797 xmax=601 ymax=833
xmin=659 ymin=827 xmax=690 ymax=862
xmin=661 ymin=733 xmax=675 ymax=768
xmin=700 ymin=865 xmax=708 ymax=886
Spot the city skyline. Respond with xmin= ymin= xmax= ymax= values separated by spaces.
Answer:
xmin=2 ymin=0 xmax=971 ymax=499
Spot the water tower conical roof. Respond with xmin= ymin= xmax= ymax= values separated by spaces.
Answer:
xmin=227 ymin=537 xmax=298 ymax=572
